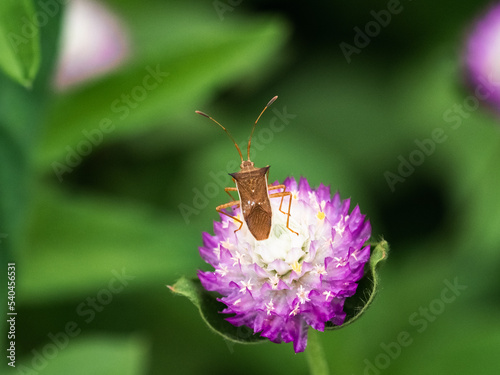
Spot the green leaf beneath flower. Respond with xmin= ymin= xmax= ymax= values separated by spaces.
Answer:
xmin=169 ymin=277 xmax=266 ymax=344
xmin=170 ymin=240 xmax=388 ymax=344
xmin=325 ymin=239 xmax=389 ymax=330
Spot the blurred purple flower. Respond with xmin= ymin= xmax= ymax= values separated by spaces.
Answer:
xmin=198 ymin=177 xmax=371 ymax=352
xmin=465 ymin=3 xmax=500 ymax=112
xmin=54 ymin=0 xmax=130 ymax=90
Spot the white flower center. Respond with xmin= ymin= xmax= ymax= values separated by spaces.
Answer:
xmin=246 ymin=205 xmax=311 ymax=276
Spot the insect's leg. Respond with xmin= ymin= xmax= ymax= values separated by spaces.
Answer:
xmin=267 ymin=184 xmax=285 ymax=191
xmin=216 ymin=200 xmax=244 ymax=234
xmin=267 ymin=184 xmax=287 ymax=213
xmin=269 ymin=191 xmax=299 ymax=236
xmin=224 ymin=187 xmax=238 ymax=201
xmin=268 ymin=184 xmax=293 ymax=214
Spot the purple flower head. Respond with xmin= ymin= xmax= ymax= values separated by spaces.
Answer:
xmin=198 ymin=177 xmax=371 ymax=353
xmin=465 ymin=3 xmax=500 ymax=113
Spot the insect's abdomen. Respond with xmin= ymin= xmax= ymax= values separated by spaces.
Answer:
xmin=246 ymin=206 xmax=272 ymax=240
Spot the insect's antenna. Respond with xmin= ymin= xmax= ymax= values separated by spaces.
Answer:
xmin=247 ymin=95 xmax=278 ymax=160
xmin=195 ymin=110 xmax=244 ymax=162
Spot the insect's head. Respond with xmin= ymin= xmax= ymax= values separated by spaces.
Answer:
xmin=239 ymin=160 xmax=255 ymax=172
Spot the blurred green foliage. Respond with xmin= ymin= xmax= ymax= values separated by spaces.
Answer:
xmin=1 ymin=0 xmax=500 ymax=374
xmin=0 ymin=0 xmax=40 ymax=87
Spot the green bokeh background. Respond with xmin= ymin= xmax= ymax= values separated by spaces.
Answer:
xmin=1 ymin=0 xmax=500 ymax=374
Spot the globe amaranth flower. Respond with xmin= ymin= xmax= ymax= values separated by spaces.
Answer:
xmin=198 ymin=177 xmax=371 ymax=353
xmin=464 ymin=3 xmax=500 ymax=113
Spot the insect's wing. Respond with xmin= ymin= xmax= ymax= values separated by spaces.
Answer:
xmin=243 ymin=174 xmax=272 ymax=240
xmin=246 ymin=205 xmax=271 ymax=240
xmin=231 ymin=167 xmax=272 ymax=241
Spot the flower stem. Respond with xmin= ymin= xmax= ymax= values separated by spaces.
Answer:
xmin=305 ymin=329 xmax=330 ymax=375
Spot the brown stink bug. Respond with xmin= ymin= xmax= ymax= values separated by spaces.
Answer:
xmin=195 ymin=96 xmax=298 ymax=241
